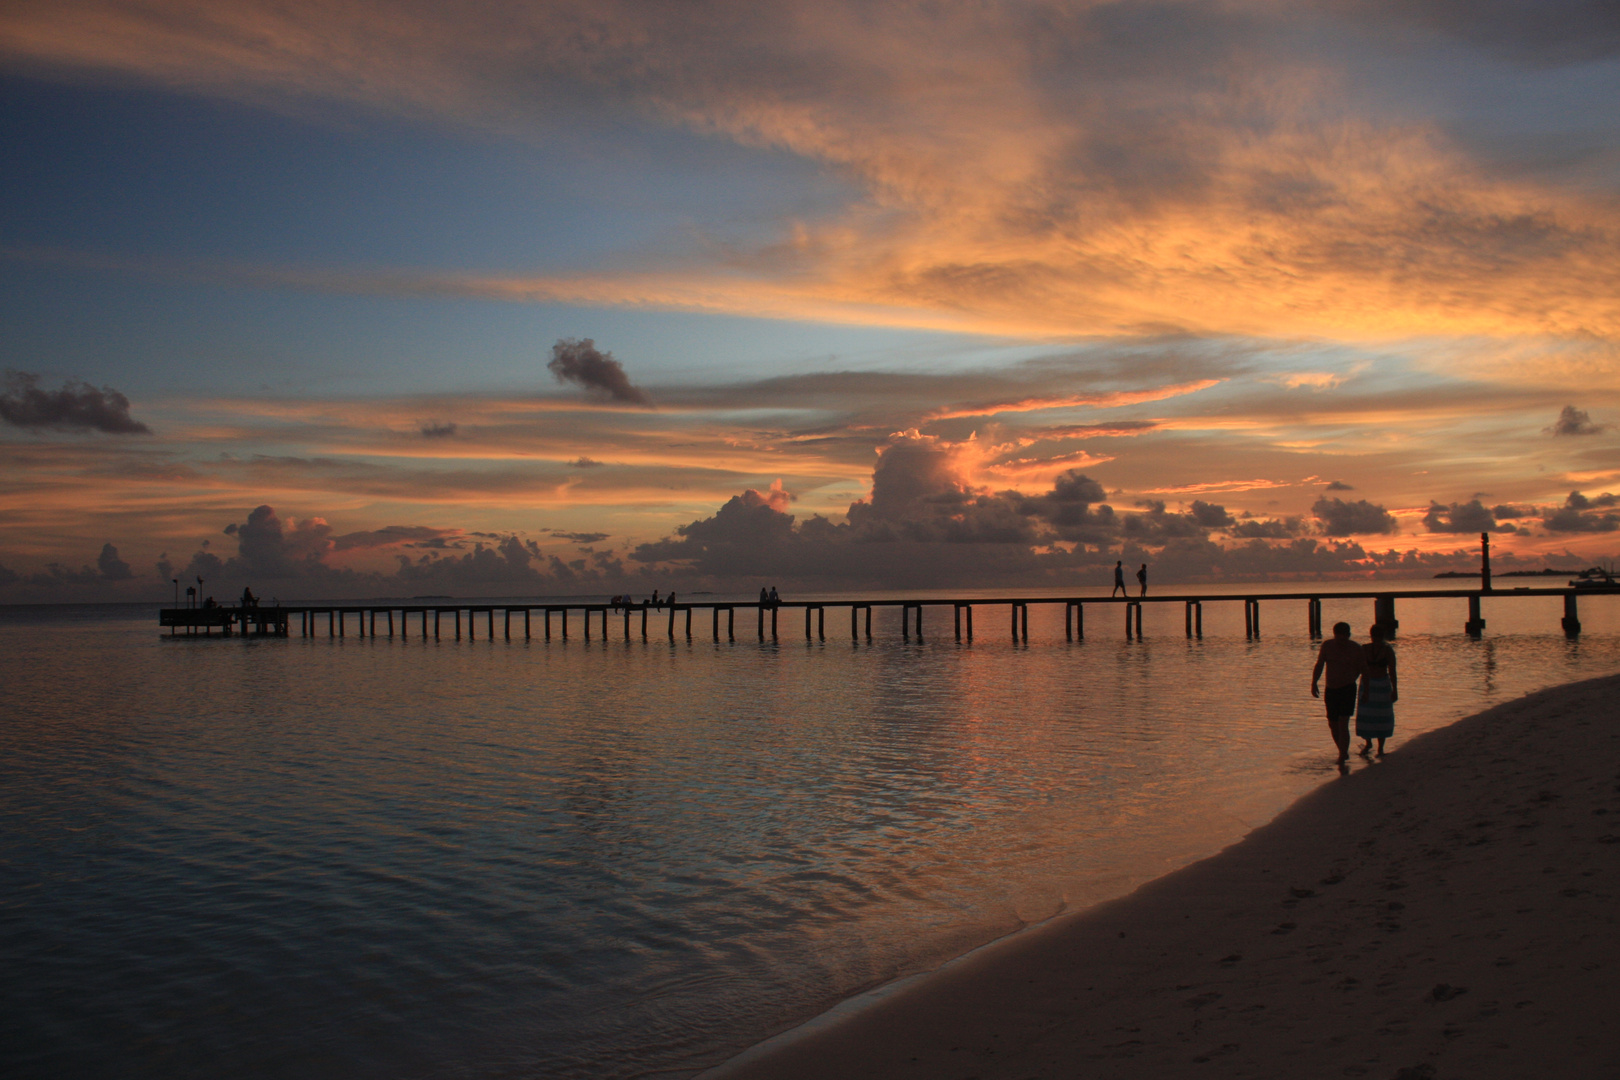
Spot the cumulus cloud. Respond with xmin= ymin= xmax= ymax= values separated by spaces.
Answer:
xmin=1312 ymin=496 xmax=1398 ymax=536
xmin=1543 ymin=491 xmax=1620 ymax=532
xmin=1422 ymin=499 xmax=1514 ymax=534
xmin=1546 ymin=405 xmax=1605 ymax=436
xmin=1229 ymin=516 xmax=1306 ymax=539
xmin=1324 ymin=480 xmax=1355 ymax=491
xmin=420 ymin=421 xmax=458 ymax=438
xmin=96 ymin=542 xmax=132 ymax=580
xmin=0 ymin=371 xmax=151 ymax=434
xmin=548 ymin=338 xmax=652 ymax=406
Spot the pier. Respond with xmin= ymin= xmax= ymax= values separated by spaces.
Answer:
xmin=159 ymin=585 xmax=1611 ymax=643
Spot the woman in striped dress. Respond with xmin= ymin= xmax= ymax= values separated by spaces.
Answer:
xmin=1357 ymin=624 xmax=1398 ymax=756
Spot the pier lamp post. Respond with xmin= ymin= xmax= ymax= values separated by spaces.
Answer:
xmin=1481 ymin=531 xmax=1492 ymax=592
xmin=172 ymin=578 xmax=179 ymax=606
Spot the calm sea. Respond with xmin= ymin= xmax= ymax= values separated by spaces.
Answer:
xmin=5 ymin=584 xmax=1618 ymax=1079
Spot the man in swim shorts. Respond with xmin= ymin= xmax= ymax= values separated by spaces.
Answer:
xmin=1311 ymin=621 xmax=1365 ymax=764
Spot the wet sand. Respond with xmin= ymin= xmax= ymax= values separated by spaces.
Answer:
xmin=706 ymin=673 xmax=1620 ymax=1079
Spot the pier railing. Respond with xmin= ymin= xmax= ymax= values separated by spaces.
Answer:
xmin=160 ymin=585 xmax=1608 ymax=643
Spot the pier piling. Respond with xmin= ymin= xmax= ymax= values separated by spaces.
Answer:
xmin=1563 ymin=593 xmax=1581 ymax=636
xmin=1466 ymin=595 xmax=1485 ymax=637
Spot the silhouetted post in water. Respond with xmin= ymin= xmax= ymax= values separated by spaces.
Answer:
xmin=338 ymin=610 xmax=345 ymax=637
xmin=684 ymin=606 xmax=692 ymax=639
xmin=1466 ymin=594 xmax=1486 ymax=637
xmin=758 ymin=604 xmax=765 ymax=641
xmin=668 ymin=604 xmax=676 ymax=639
xmin=433 ymin=610 xmax=440 ymax=639
xmin=913 ymin=604 xmax=923 ymax=641
xmin=855 ymin=605 xmax=862 ymax=641
xmin=903 ymin=604 xmax=911 ymax=642
xmin=388 ymin=609 xmax=394 ymax=637
xmin=524 ymin=609 xmax=530 ymax=640
xmin=1563 ymin=593 xmax=1581 ymax=636
xmin=1374 ymin=594 xmax=1397 ymax=638
xmin=1307 ymin=598 xmax=1322 ymax=639
xmin=1481 ymin=531 xmax=1492 ymax=592
xmin=712 ymin=606 xmax=720 ymax=642
xmin=1126 ymin=601 xmax=1143 ymax=638
xmin=641 ymin=604 xmax=648 ymax=640
xmin=560 ymin=609 xmax=567 ymax=640
xmin=1187 ymin=600 xmax=1205 ymax=638
xmin=867 ymin=604 xmax=874 ymax=640
xmin=771 ymin=606 xmax=777 ymax=640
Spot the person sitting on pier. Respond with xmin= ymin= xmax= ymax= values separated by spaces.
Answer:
xmin=652 ymin=589 xmax=660 ymax=609
xmin=241 ymin=586 xmax=257 ymax=608
xmin=1357 ymin=624 xmax=1398 ymax=757
xmin=203 ymin=596 xmax=217 ymax=609
xmin=760 ymin=586 xmax=769 ymax=608
xmin=768 ymin=586 xmax=781 ymax=609
xmin=1311 ymin=621 xmax=1364 ymax=765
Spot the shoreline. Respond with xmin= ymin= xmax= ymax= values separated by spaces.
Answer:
xmin=702 ymin=672 xmax=1620 ymax=1079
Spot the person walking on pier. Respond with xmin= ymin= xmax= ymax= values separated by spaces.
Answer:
xmin=1136 ymin=564 xmax=1148 ymax=596
xmin=1311 ymin=621 xmax=1363 ymax=765
xmin=1112 ymin=561 xmax=1126 ymax=597
xmin=1357 ymin=624 xmax=1398 ymax=757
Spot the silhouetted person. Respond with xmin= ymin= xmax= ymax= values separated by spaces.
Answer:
xmin=760 ymin=586 xmax=770 ymax=609
xmin=1311 ymin=621 xmax=1364 ymax=765
xmin=1112 ymin=560 xmax=1126 ymax=597
xmin=204 ymin=596 xmax=217 ymax=609
xmin=769 ymin=586 xmax=780 ymax=609
xmin=1357 ymin=624 xmax=1398 ymax=756
xmin=652 ymin=589 xmax=660 ymax=608
xmin=667 ymin=592 xmax=676 ymax=607
xmin=1136 ymin=564 xmax=1148 ymax=596
xmin=241 ymin=586 xmax=256 ymax=608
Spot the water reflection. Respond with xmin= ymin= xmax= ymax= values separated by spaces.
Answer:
xmin=2 ymin=600 xmax=1618 ymax=1080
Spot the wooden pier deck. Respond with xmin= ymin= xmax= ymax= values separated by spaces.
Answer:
xmin=159 ymin=585 xmax=1610 ymax=643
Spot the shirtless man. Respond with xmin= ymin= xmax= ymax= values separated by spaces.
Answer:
xmin=1310 ymin=621 xmax=1365 ymax=764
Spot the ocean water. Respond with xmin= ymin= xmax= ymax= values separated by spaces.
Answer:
xmin=4 ymin=585 xmax=1619 ymax=1079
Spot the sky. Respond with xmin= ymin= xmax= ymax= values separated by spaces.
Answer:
xmin=3 ymin=0 xmax=1620 ymax=600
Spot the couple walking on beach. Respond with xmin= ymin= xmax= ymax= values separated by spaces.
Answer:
xmin=1310 ymin=621 xmax=1398 ymax=764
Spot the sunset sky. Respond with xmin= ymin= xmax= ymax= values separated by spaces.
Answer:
xmin=3 ymin=0 xmax=1619 ymax=599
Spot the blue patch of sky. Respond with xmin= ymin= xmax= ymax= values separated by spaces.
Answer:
xmin=1 ymin=74 xmax=1042 ymax=395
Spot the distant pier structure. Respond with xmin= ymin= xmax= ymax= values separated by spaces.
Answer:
xmin=159 ymin=585 xmax=1607 ymax=644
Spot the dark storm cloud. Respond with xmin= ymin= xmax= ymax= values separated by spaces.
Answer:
xmin=550 ymin=531 xmax=610 ymax=544
xmin=1312 ymin=496 xmax=1398 ymax=536
xmin=1324 ymin=480 xmax=1354 ymax=491
xmin=1547 ymin=405 xmax=1606 ymax=436
xmin=0 ymin=371 xmax=151 ymax=434
xmin=548 ymin=339 xmax=652 ymax=406
xmin=420 ymin=421 xmax=458 ymax=438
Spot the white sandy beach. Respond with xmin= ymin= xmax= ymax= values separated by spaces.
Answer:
xmin=707 ymin=673 xmax=1620 ymax=1079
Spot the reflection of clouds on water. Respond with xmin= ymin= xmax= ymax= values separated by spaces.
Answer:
xmin=4 ymin=609 xmax=1620 ymax=1079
